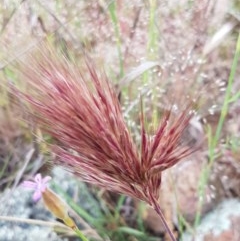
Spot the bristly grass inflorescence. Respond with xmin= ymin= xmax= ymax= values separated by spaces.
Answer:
xmin=14 ymin=42 xmax=197 ymax=241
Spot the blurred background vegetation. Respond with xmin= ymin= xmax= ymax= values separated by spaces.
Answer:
xmin=0 ymin=0 xmax=240 ymax=241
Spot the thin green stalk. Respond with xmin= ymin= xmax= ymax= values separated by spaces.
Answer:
xmin=73 ymin=227 xmax=89 ymax=241
xmin=143 ymin=0 xmax=159 ymax=128
xmin=228 ymin=91 xmax=240 ymax=103
xmin=108 ymin=1 xmax=124 ymax=78
xmin=211 ymin=32 xmax=240 ymax=150
xmin=0 ymin=155 xmax=11 ymax=178
xmin=116 ymin=226 xmax=157 ymax=240
xmin=114 ymin=195 xmax=126 ymax=219
xmin=136 ymin=202 xmax=146 ymax=232
xmin=170 ymin=170 xmax=193 ymax=240
xmin=143 ymin=0 xmax=158 ymax=83
xmin=194 ymin=32 xmax=240 ymax=227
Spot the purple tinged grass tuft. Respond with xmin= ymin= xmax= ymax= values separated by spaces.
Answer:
xmin=14 ymin=43 xmax=197 ymax=241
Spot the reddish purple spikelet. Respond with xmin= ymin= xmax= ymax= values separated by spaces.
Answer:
xmin=16 ymin=44 xmax=195 ymax=205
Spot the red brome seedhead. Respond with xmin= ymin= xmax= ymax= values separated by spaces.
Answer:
xmin=14 ymin=43 xmax=195 ymax=208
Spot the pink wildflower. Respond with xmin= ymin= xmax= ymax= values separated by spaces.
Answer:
xmin=22 ymin=173 xmax=51 ymax=201
xmin=22 ymin=173 xmax=79 ymax=232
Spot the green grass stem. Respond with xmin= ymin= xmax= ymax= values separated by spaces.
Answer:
xmin=108 ymin=1 xmax=124 ymax=78
xmin=74 ymin=227 xmax=89 ymax=241
xmin=194 ymin=32 xmax=240 ymax=227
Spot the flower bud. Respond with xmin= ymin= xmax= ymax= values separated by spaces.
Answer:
xmin=42 ymin=188 xmax=76 ymax=229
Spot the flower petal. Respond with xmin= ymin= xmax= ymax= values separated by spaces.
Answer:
xmin=21 ymin=181 xmax=37 ymax=189
xmin=33 ymin=190 xmax=42 ymax=202
xmin=34 ymin=173 xmax=42 ymax=183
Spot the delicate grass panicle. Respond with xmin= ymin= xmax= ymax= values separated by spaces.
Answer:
xmin=15 ymin=43 xmax=195 ymax=241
